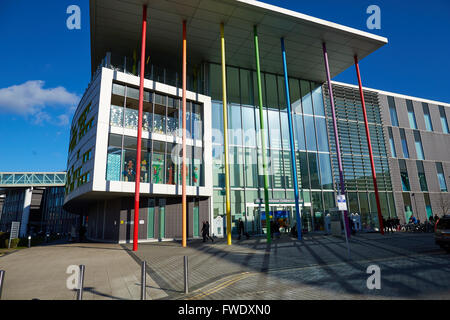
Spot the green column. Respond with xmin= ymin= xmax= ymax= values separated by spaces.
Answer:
xmin=254 ymin=25 xmax=271 ymax=244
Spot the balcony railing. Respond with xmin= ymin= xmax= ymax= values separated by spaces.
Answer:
xmin=94 ymin=52 xmax=204 ymax=93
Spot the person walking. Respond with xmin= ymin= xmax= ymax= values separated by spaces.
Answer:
xmin=201 ymin=221 xmax=207 ymax=242
xmin=237 ymin=218 xmax=249 ymax=240
xmin=205 ymin=220 xmax=213 ymax=242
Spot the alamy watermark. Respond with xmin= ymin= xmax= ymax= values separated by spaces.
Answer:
xmin=67 ymin=5 xmax=81 ymax=30
xmin=66 ymin=265 xmax=81 ymax=290
xmin=367 ymin=5 xmax=381 ymax=30
xmin=366 ymin=265 xmax=381 ymax=290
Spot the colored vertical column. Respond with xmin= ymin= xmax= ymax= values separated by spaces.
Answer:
xmin=280 ymin=38 xmax=302 ymax=240
xmin=133 ymin=5 xmax=147 ymax=252
xmin=182 ymin=20 xmax=187 ymax=247
xmin=354 ymin=55 xmax=385 ymax=235
xmin=220 ymin=23 xmax=232 ymax=246
xmin=322 ymin=42 xmax=351 ymax=238
xmin=254 ymin=25 xmax=271 ymax=244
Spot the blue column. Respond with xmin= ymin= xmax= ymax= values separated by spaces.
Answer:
xmin=281 ymin=38 xmax=302 ymax=240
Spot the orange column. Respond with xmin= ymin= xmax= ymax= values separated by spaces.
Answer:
xmin=182 ymin=20 xmax=187 ymax=247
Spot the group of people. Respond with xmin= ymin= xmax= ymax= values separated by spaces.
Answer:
xmin=382 ymin=218 xmax=401 ymax=233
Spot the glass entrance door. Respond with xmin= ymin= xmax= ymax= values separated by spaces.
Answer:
xmin=147 ymin=199 xmax=155 ymax=239
xmin=245 ymin=206 xmax=261 ymax=235
xmin=301 ymin=207 xmax=313 ymax=232
xmin=159 ymin=199 xmax=165 ymax=239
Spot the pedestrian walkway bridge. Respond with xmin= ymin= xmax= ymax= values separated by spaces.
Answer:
xmin=0 ymin=172 xmax=66 ymax=188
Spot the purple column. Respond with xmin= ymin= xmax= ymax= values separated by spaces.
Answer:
xmin=322 ymin=42 xmax=351 ymax=238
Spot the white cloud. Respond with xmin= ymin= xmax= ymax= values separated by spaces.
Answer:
xmin=0 ymin=80 xmax=80 ymax=126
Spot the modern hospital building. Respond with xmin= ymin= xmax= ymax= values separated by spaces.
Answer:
xmin=60 ymin=0 xmax=450 ymax=244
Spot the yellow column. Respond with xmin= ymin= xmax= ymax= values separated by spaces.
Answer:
xmin=220 ymin=23 xmax=232 ymax=245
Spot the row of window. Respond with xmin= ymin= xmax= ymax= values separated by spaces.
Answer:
xmin=399 ymin=159 xmax=448 ymax=192
xmin=389 ymin=96 xmax=449 ymax=134
xmin=69 ymin=102 xmax=94 ymax=153
xmin=106 ymin=133 xmax=204 ymax=186
xmin=209 ymin=63 xmax=325 ymax=117
xmin=212 ymin=102 xmax=330 ymax=153
xmin=110 ymin=84 xmax=203 ymax=139
xmin=65 ymin=164 xmax=91 ymax=195
xmin=388 ymin=128 xmax=425 ymax=160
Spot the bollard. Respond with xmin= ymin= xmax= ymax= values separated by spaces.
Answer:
xmin=141 ymin=261 xmax=146 ymax=300
xmin=28 ymin=236 xmax=31 ymax=248
xmin=184 ymin=256 xmax=189 ymax=294
xmin=77 ymin=265 xmax=85 ymax=300
xmin=0 ymin=270 xmax=5 ymax=300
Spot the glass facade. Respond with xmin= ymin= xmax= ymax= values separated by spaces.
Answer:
xmin=406 ymin=100 xmax=418 ymax=129
xmin=208 ymin=63 xmax=334 ymax=233
xmin=388 ymin=127 xmax=397 ymax=158
xmin=399 ymin=159 xmax=411 ymax=192
xmin=400 ymin=129 xmax=409 ymax=159
xmin=324 ymin=84 xmax=396 ymax=225
xmin=423 ymin=103 xmax=434 ymax=131
xmin=439 ymin=106 xmax=449 ymax=134
xmin=416 ymin=161 xmax=428 ymax=192
xmin=388 ymin=96 xmax=399 ymax=127
xmin=413 ymin=131 xmax=425 ymax=160
xmin=436 ymin=162 xmax=448 ymax=192
xmin=106 ymin=85 xmax=204 ymax=186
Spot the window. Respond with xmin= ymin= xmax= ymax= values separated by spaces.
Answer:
xmin=439 ymin=106 xmax=449 ymax=134
xmin=400 ymin=129 xmax=409 ymax=158
xmin=424 ymin=193 xmax=433 ymax=220
xmin=423 ymin=103 xmax=434 ymax=131
xmin=406 ymin=100 xmax=417 ymax=129
xmin=300 ymin=80 xmax=313 ymax=115
xmin=311 ymin=84 xmax=325 ymax=116
xmin=304 ymin=115 xmax=317 ymax=151
xmin=388 ymin=127 xmax=397 ymax=157
xmin=413 ymin=131 xmax=425 ymax=160
xmin=388 ymin=96 xmax=399 ymax=126
xmin=293 ymin=113 xmax=305 ymax=150
xmin=399 ymin=159 xmax=410 ymax=191
xmin=315 ymin=117 xmax=329 ymax=152
xmin=106 ymin=134 xmax=122 ymax=182
xmin=416 ymin=161 xmax=428 ymax=191
xmin=436 ymin=162 xmax=448 ymax=192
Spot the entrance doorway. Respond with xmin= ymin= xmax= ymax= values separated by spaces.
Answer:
xmin=245 ymin=202 xmax=310 ymax=236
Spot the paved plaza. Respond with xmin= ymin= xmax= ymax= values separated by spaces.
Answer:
xmin=0 ymin=241 xmax=167 ymax=300
xmin=0 ymin=232 xmax=449 ymax=300
xmin=125 ymin=232 xmax=450 ymax=300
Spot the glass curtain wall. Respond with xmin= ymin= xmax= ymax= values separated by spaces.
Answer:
xmin=209 ymin=63 xmax=334 ymax=233
xmin=106 ymin=84 xmax=204 ymax=186
xmin=323 ymin=84 xmax=396 ymax=228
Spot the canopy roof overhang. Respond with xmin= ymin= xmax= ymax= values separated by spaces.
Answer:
xmin=90 ymin=0 xmax=388 ymax=82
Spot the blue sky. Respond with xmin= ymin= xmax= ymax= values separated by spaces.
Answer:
xmin=0 ymin=0 xmax=449 ymax=172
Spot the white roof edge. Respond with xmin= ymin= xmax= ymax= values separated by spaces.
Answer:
xmin=332 ymin=81 xmax=450 ymax=108
xmin=237 ymin=0 xmax=388 ymax=44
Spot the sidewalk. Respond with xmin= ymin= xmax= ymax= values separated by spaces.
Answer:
xmin=124 ymin=232 xmax=448 ymax=299
xmin=0 ymin=241 xmax=167 ymax=300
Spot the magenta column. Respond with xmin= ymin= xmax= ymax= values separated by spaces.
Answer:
xmin=322 ymin=43 xmax=351 ymax=238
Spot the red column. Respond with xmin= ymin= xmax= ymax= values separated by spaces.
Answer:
xmin=354 ymin=55 xmax=385 ymax=235
xmin=182 ymin=20 xmax=187 ymax=248
xmin=133 ymin=5 xmax=148 ymax=251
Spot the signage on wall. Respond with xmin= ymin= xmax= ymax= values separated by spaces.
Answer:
xmin=337 ymin=195 xmax=348 ymax=211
